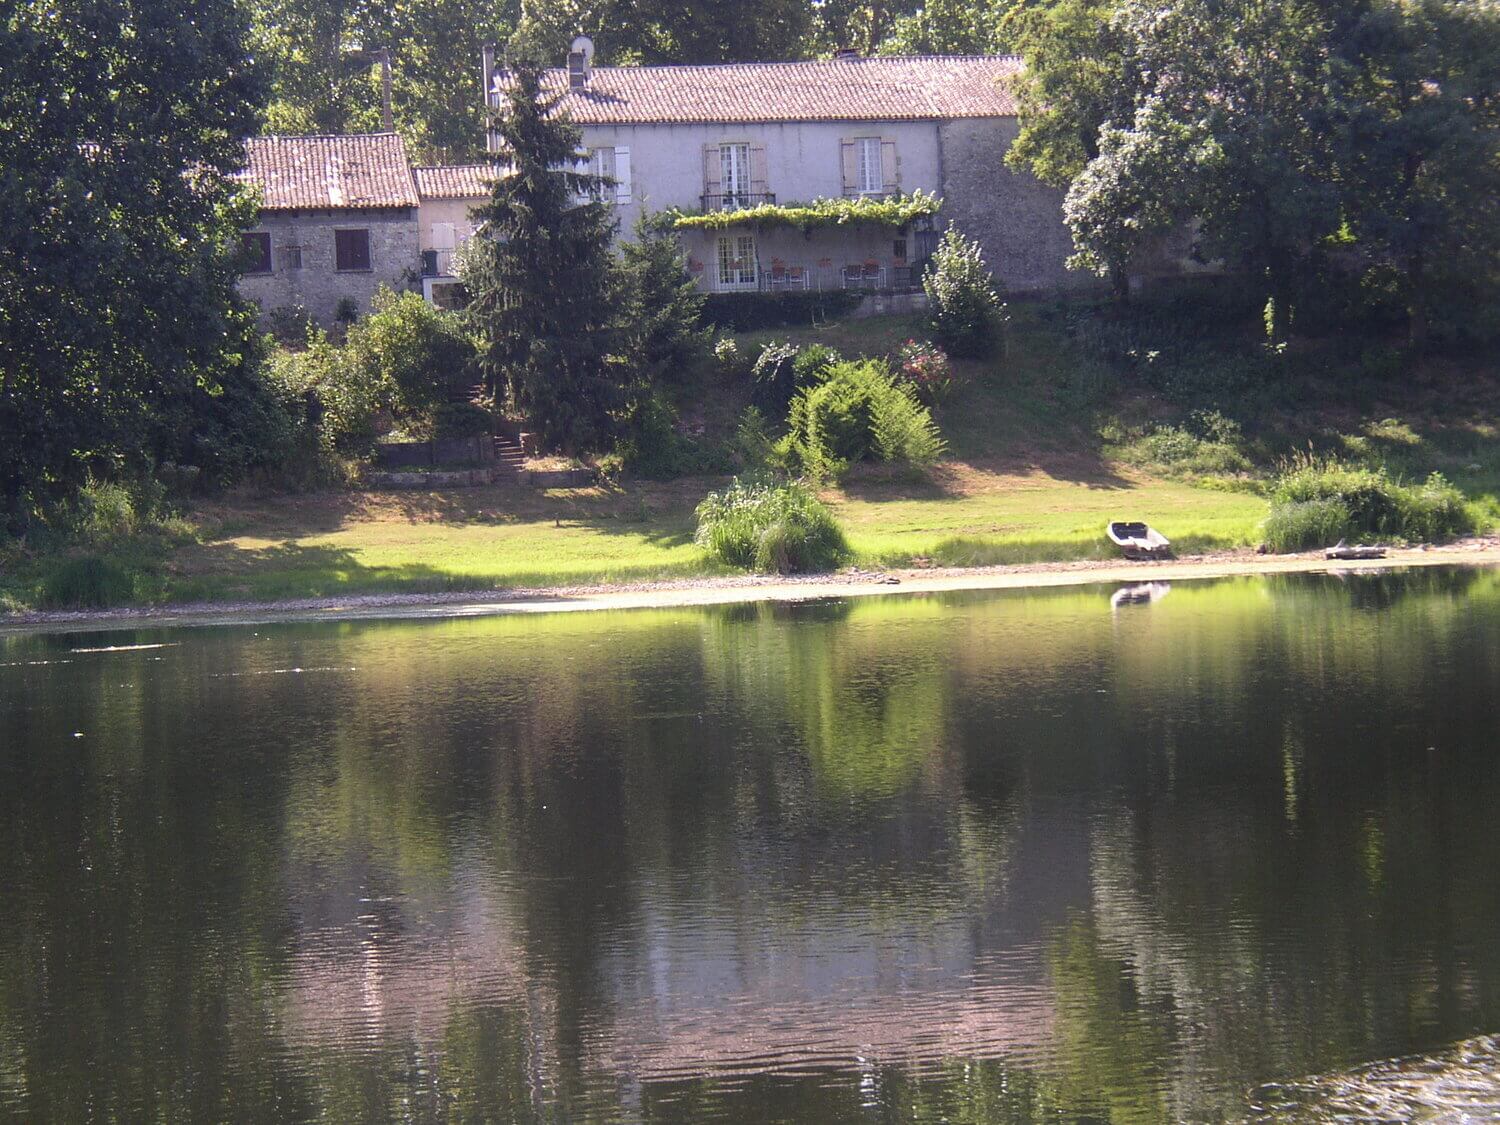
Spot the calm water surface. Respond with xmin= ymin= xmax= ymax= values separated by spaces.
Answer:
xmin=2 ymin=569 xmax=1499 ymax=1122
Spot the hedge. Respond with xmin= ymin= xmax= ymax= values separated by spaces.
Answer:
xmin=700 ymin=290 xmax=864 ymax=332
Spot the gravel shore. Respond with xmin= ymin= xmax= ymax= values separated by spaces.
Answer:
xmin=6 ymin=539 xmax=1500 ymax=635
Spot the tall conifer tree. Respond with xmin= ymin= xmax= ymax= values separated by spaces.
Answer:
xmin=464 ymin=63 xmax=623 ymax=450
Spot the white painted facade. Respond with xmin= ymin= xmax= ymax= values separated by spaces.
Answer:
xmin=569 ymin=121 xmax=943 ymax=293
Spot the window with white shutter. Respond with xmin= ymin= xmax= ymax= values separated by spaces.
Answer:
xmin=720 ymin=143 xmax=751 ymax=207
xmin=855 ymin=137 xmax=882 ymax=196
xmin=614 ymin=146 xmax=631 ymax=203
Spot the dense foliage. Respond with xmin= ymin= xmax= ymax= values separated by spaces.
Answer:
xmin=784 ymin=359 xmax=946 ymax=478
xmin=620 ymin=213 xmax=711 ymax=387
xmin=0 ymin=0 xmax=280 ymax=526
xmin=247 ymin=0 xmax=513 ymax=159
xmin=694 ymin=476 xmax=849 ymax=573
xmin=1011 ymin=0 xmax=1500 ymax=342
xmin=1263 ymin=455 xmax=1475 ymax=551
xmin=924 ymin=228 xmax=1006 ymax=358
xmin=463 ymin=64 xmax=625 ymax=451
xmin=345 ymin=289 xmax=478 ymax=426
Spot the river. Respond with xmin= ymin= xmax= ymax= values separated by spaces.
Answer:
xmin=2 ymin=568 xmax=1498 ymax=1121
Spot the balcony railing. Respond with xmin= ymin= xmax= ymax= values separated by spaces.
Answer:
xmin=717 ymin=260 xmax=922 ymax=293
xmin=701 ymin=192 xmax=776 ymax=212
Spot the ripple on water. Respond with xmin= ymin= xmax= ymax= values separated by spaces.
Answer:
xmin=1246 ymin=1035 xmax=1500 ymax=1122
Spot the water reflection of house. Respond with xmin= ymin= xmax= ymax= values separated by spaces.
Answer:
xmin=275 ymin=802 xmax=1100 ymax=1091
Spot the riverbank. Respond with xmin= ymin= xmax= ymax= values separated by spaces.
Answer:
xmin=7 ymin=538 xmax=1499 ymax=635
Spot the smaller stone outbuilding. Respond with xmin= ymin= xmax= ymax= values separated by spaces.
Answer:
xmin=410 ymin=164 xmax=499 ymax=307
xmin=236 ymin=133 xmax=422 ymax=326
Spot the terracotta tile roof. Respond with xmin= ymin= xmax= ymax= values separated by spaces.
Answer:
xmin=412 ymin=164 xmax=502 ymax=199
xmin=238 ymin=133 xmax=418 ymax=210
xmin=494 ymin=55 xmax=1023 ymax=126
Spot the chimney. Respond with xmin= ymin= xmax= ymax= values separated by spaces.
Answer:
xmin=834 ymin=46 xmax=860 ymax=61
xmin=482 ymin=42 xmax=497 ymax=153
xmin=568 ymin=34 xmax=594 ymax=88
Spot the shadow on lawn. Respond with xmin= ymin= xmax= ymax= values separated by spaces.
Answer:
xmin=170 ymin=530 xmax=709 ymax=604
xmin=200 ymin=479 xmax=708 ymax=542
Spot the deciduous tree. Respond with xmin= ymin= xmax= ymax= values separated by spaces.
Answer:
xmin=0 ymin=0 xmax=270 ymax=519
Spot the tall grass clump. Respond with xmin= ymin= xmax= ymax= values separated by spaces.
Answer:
xmin=1263 ymin=453 xmax=1476 ymax=551
xmin=694 ymin=477 xmax=849 ymax=573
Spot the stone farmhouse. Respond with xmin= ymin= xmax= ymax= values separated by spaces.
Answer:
xmin=235 ymin=134 xmax=495 ymax=325
xmin=235 ymin=44 xmax=1103 ymax=323
xmin=486 ymin=40 xmax=1081 ymax=296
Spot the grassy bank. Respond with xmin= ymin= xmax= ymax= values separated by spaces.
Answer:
xmin=4 ymin=298 xmax=1498 ymax=612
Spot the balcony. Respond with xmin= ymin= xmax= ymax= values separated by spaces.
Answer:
xmin=701 ymin=192 xmax=776 ymax=212
xmin=714 ymin=258 xmax=921 ymax=293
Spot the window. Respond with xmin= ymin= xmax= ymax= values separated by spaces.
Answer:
xmin=716 ymin=234 xmax=757 ymax=291
xmin=335 ymin=228 xmax=371 ymax=272
xmin=241 ymin=232 xmax=271 ymax=274
xmin=893 ymin=239 xmax=907 ymax=260
xmin=720 ymin=143 xmax=750 ymax=207
xmin=855 ymin=137 xmax=882 ymax=196
xmin=283 ymin=244 xmax=303 ymax=270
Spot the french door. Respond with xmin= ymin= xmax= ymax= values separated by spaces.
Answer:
xmin=716 ymin=234 xmax=758 ymax=291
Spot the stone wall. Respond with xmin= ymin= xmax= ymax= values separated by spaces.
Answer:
xmin=238 ymin=208 xmax=421 ymax=326
xmin=938 ymin=117 xmax=1095 ymax=295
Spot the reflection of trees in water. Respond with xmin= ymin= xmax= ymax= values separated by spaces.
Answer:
xmin=4 ymin=571 xmax=1500 ymax=1119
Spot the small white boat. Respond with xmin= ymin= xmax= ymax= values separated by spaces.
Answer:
xmin=1325 ymin=539 xmax=1387 ymax=561
xmin=1107 ymin=521 xmax=1172 ymax=560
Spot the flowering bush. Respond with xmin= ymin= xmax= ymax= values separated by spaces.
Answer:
xmin=896 ymin=339 xmax=956 ymax=402
xmin=923 ymin=227 xmax=1005 ymax=358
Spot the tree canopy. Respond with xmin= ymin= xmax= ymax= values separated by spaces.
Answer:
xmin=1013 ymin=0 xmax=1500 ymax=341
xmin=0 ymin=0 xmax=273 ymax=520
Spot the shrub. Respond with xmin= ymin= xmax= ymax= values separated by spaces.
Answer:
xmin=621 ymin=212 xmax=711 ymax=385
xmin=784 ymin=360 xmax=945 ymax=478
xmin=431 ymin=401 xmax=493 ymax=440
xmin=63 ymin=478 xmax=149 ymax=543
xmin=1272 ymin=457 xmax=1401 ymax=533
xmin=1262 ymin=498 xmax=1354 ymax=553
xmin=700 ymin=290 xmax=862 ymax=332
xmin=752 ymin=340 xmax=841 ymax=413
xmin=924 ymin=228 xmax=1005 ymax=358
xmin=264 ymin=330 xmax=386 ymax=462
xmin=1122 ymin=411 xmax=1254 ymax=478
xmin=345 ymin=288 xmax=478 ymax=423
xmin=751 ymin=340 xmax=800 ymax=406
xmin=694 ymin=477 xmax=849 ymax=573
xmin=731 ymin=406 xmax=778 ymax=471
xmin=895 ymin=339 xmax=956 ymax=402
xmin=794 ymin=344 xmax=841 ymax=385
xmin=1395 ymin=472 xmax=1474 ymax=543
xmin=1263 ymin=455 xmax=1476 ymax=551
xmin=614 ymin=394 xmax=734 ymax=479
xmin=266 ymin=304 xmax=316 ymax=348
xmin=39 ymin=555 xmax=141 ymax=609
xmin=713 ymin=336 xmax=745 ymax=376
